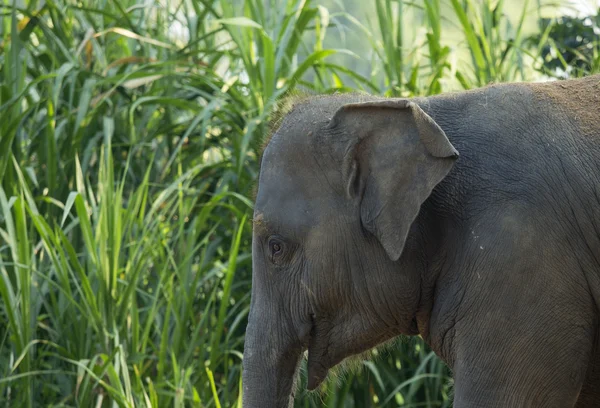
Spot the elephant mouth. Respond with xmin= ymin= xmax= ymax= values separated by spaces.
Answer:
xmin=306 ymin=350 xmax=329 ymax=390
xmin=305 ymin=315 xmax=421 ymax=390
xmin=408 ymin=317 xmax=419 ymax=335
xmin=306 ymin=316 xmax=333 ymax=390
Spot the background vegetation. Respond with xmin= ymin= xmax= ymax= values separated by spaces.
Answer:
xmin=0 ymin=0 xmax=598 ymax=406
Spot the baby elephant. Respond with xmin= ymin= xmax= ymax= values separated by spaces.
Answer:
xmin=242 ymin=75 xmax=600 ymax=407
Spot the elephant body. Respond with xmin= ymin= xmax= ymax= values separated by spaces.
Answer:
xmin=414 ymin=75 xmax=600 ymax=407
xmin=243 ymin=75 xmax=600 ymax=407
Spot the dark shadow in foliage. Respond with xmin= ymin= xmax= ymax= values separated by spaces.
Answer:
xmin=530 ymin=10 xmax=600 ymax=77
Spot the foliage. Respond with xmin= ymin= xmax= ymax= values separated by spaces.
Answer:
xmin=532 ymin=9 xmax=600 ymax=77
xmin=0 ymin=0 xmax=596 ymax=407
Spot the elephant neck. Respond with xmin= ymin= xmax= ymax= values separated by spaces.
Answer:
xmin=410 ymin=97 xmax=480 ymax=363
xmin=409 ymin=141 xmax=470 ymax=359
xmin=411 ymin=190 xmax=452 ymax=339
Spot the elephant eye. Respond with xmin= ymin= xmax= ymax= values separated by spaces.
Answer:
xmin=268 ymin=236 xmax=284 ymax=259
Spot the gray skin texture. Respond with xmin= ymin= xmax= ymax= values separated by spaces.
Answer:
xmin=242 ymin=74 xmax=600 ymax=408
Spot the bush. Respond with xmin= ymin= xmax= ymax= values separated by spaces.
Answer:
xmin=532 ymin=10 xmax=600 ymax=77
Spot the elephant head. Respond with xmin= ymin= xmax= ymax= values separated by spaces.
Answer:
xmin=242 ymin=95 xmax=458 ymax=407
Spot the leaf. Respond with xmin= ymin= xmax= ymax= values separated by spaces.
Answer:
xmin=215 ymin=17 xmax=264 ymax=30
xmin=94 ymin=27 xmax=175 ymax=49
xmin=121 ymin=75 xmax=164 ymax=89
xmin=61 ymin=191 xmax=79 ymax=227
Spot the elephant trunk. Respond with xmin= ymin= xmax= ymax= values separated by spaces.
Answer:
xmin=242 ymin=308 xmax=304 ymax=408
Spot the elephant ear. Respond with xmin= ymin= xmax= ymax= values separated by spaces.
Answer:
xmin=328 ymin=99 xmax=459 ymax=261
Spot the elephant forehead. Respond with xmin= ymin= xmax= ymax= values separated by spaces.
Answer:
xmin=261 ymin=131 xmax=338 ymax=195
xmin=254 ymin=170 xmax=323 ymax=234
xmin=255 ymin=139 xmax=337 ymax=234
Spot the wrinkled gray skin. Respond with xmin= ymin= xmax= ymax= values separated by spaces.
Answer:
xmin=242 ymin=75 xmax=600 ymax=407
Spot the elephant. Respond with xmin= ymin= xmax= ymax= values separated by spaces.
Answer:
xmin=242 ymin=74 xmax=600 ymax=407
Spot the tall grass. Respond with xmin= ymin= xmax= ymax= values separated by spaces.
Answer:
xmin=0 ymin=0 xmax=597 ymax=406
